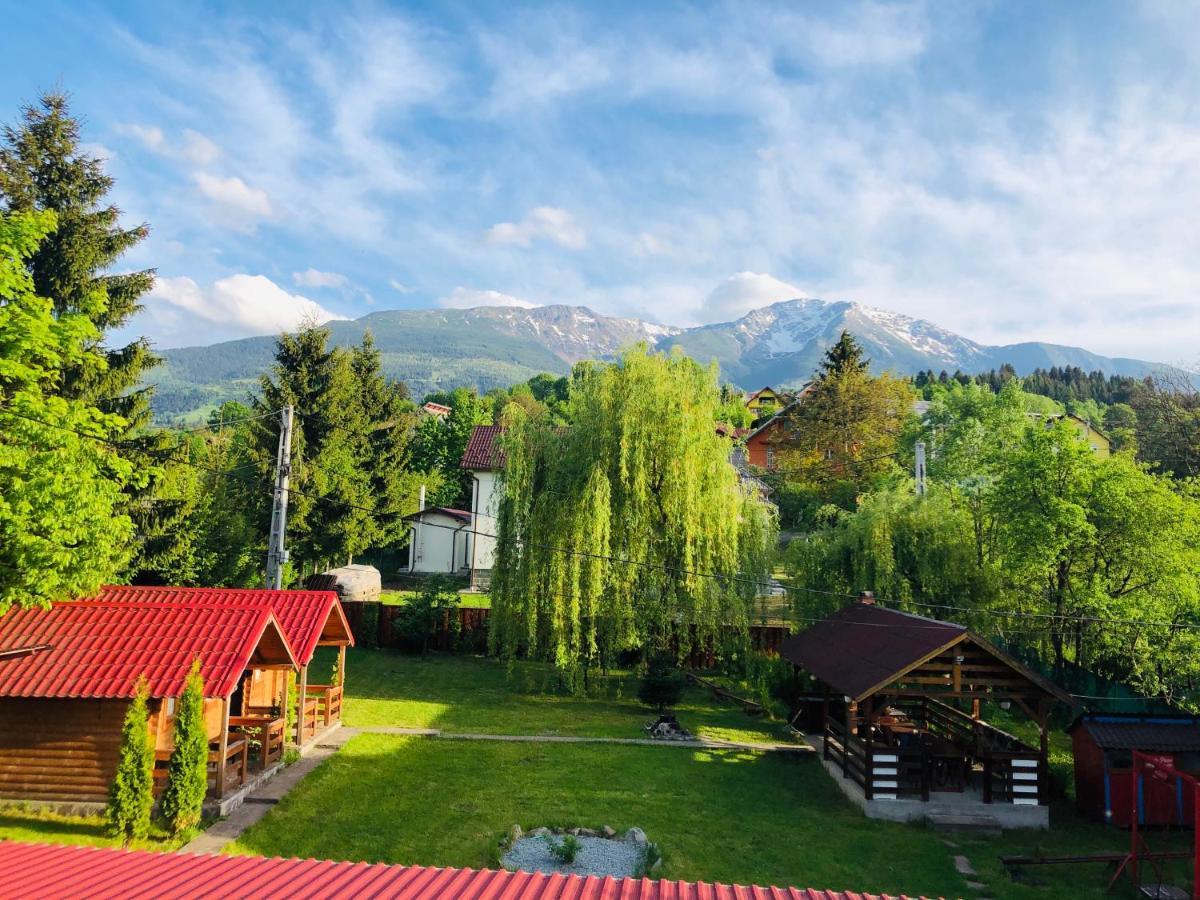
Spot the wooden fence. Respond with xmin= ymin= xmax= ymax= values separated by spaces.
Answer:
xmin=341 ymin=601 xmax=789 ymax=659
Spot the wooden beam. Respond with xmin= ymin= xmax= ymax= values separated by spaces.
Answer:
xmin=296 ymin=663 xmax=309 ymax=745
xmin=215 ymin=697 xmax=230 ymax=799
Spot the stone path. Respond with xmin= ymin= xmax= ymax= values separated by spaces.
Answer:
xmin=182 ymin=727 xmax=356 ymax=855
xmin=356 ymin=726 xmax=812 ymax=754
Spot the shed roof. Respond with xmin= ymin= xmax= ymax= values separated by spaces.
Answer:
xmin=460 ymin=424 xmax=505 ymax=470
xmin=0 ymin=842 xmax=923 ymax=900
xmin=0 ymin=601 xmax=296 ymax=700
xmin=91 ymin=585 xmax=354 ymax=665
xmin=1070 ymin=714 xmax=1200 ymax=752
xmin=780 ymin=602 xmax=965 ymax=700
xmin=404 ymin=506 xmax=472 ymax=525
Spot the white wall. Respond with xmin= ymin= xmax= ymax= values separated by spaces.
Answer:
xmin=409 ymin=511 xmax=469 ymax=573
xmin=469 ymin=470 xmax=499 ymax=571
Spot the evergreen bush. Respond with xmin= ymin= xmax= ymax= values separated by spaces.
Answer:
xmin=159 ymin=660 xmax=207 ymax=835
xmin=637 ymin=655 xmax=685 ymax=713
xmin=106 ymin=677 xmax=154 ymax=844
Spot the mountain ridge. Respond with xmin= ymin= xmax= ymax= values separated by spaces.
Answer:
xmin=145 ymin=298 xmax=1173 ymax=421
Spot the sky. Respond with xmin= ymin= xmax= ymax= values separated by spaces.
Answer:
xmin=1 ymin=1 xmax=1198 ymax=364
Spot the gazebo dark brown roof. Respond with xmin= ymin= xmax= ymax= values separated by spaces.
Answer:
xmin=779 ymin=600 xmax=1071 ymax=705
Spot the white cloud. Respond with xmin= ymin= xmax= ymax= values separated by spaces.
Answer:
xmin=192 ymin=172 xmax=273 ymax=228
xmin=121 ymin=123 xmax=166 ymax=150
xmin=438 ymin=287 xmax=539 ymax=309
xmin=389 ymin=279 xmax=413 ymax=294
xmin=631 ymin=232 xmax=670 ymax=257
xmin=120 ymin=124 xmax=220 ymax=166
xmin=180 ymin=129 xmax=220 ymax=166
xmin=138 ymin=274 xmax=349 ymax=346
xmin=485 ymin=207 xmax=586 ymax=249
xmin=696 ymin=272 xmax=807 ymax=323
xmin=293 ymin=268 xmax=349 ymax=288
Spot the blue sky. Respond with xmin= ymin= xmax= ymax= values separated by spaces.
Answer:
xmin=2 ymin=1 xmax=1198 ymax=363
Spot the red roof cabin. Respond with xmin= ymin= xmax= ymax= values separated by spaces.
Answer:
xmin=1069 ymin=713 xmax=1200 ymax=827
xmin=0 ymin=586 xmax=353 ymax=811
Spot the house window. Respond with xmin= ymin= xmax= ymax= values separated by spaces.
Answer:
xmin=766 ymin=447 xmax=776 ymax=469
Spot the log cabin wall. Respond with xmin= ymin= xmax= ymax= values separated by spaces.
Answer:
xmin=0 ymin=698 xmax=136 ymax=804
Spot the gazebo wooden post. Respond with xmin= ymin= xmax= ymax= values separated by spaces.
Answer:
xmin=844 ymin=699 xmax=855 ymax=779
xmin=215 ymin=697 xmax=230 ymax=798
xmin=1037 ymin=698 xmax=1050 ymax=805
xmin=821 ymin=684 xmax=831 ymax=761
xmin=862 ymin=696 xmax=874 ymax=800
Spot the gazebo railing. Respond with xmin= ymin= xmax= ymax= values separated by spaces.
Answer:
xmin=305 ymin=684 xmax=343 ymax=729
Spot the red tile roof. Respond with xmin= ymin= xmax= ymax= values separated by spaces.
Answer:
xmin=0 ymin=842 xmax=923 ymax=900
xmin=460 ymin=424 xmax=505 ymax=470
xmin=0 ymin=601 xmax=295 ymax=700
xmin=90 ymin=585 xmax=353 ymax=666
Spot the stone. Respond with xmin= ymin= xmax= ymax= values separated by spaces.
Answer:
xmin=508 ymin=824 xmax=523 ymax=845
xmin=953 ymin=855 xmax=977 ymax=876
xmin=569 ymin=828 xmax=581 ymax=836
xmin=650 ymin=858 xmax=663 ymax=874
xmin=625 ymin=827 xmax=647 ymax=845
xmin=965 ymin=882 xmax=986 ymax=890
xmin=601 ymin=825 xmax=616 ymax=838
xmin=578 ymin=828 xmax=598 ymax=838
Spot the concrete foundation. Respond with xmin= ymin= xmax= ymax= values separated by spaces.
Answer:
xmin=807 ymin=735 xmax=1049 ymax=830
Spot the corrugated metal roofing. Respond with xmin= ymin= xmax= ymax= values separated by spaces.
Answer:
xmin=1073 ymin=714 xmax=1200 ymax=752
xmin=404 ymin=506 xmax=472 ymax=525
xmin=91 ymin=585 xmax=353 ymax=666
xmin=460 ymin=424 xmax=505 ymax=470
xmin=0 ymin=601 xmax=295 ymax=700
xmin=778 ymin=602 xmax=965 ymax=701
xmin=0 ymin=842 xmax=923 ymax=900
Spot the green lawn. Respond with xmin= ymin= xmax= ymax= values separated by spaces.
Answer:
xmin=379 ymin=590 xmax=491 ymax=608
xmin=0 ymin=806 xmax=187 ymax=852
xmin=327 ymin=648 xmax=792 ymax=744
xmin=228 ymin=733 xmax=1135 ymax=899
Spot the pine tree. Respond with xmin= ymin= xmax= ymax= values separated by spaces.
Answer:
xmin=159 ymin=661 xmax=207 ymax=835
xmin=818 ymin=330 xmax=869 ymax=379
xmin=107 ymin=678 xmax=154 ymax=845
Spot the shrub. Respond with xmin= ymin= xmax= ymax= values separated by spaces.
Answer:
xmin=159 ymin=660 xmax=207 ymax=835
xmin=106 ymin=677 xmax=154 ymax=844
xmin=393 ymin=575 xmax=460 ymax=655
xmin=637 ymin=655 xmax=685 ymax=713
xmin=547 ymin=833 xmax=582 ymax=865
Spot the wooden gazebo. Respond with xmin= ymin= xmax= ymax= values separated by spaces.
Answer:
xmin=780 ymin=596 xmax=1073 ymax=811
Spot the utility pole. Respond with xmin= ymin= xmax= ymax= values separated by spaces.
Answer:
xmin=265 ymin=405 xmax=294 ymax=589
xmin=914 ymin=441 xmax=927 ymax=497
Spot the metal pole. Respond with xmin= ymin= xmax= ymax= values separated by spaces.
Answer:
xmin=265 ymin=405 xmax=294 ymax=589
xmin=915 ymin=441 xmax=927 ymax=496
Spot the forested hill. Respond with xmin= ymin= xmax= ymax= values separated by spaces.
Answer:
xmin=144 ymin=299 xmax=1175 ymax=422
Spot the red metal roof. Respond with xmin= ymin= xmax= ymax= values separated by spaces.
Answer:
xmin=460 ymin=424 xmax=505 ymax=470
xmin=90 ymin=585 xmax=353 ymax=666
xmin=0 ymin=842 xmax=923 ymax=900
xmin=0 ymin=601 xmax=295 ymax=700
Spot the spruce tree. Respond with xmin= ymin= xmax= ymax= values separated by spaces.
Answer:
xmin=159 ymin=661 xmax=207 ymax=835
xmin=107 ymin=677 xmax=154 ymax=845
xmin=818 ymin=330 xmax=869 ymax=379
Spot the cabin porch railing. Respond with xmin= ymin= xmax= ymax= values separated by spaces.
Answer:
xmin=304 ymin=684 xmax=343 ymax=729
xmin=153 ymin=736 xmax=248 ymax=799
xmin=298 ymin=695 xmax=320 ymax=745
xmin=229 ymin=715 xmax=286 ymax=770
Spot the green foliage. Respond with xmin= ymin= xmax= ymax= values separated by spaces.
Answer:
xmin=284 ymin=670 xmax=297 ymax=738
xmin=490 ymin=346 xmax=777 ymax=687
xmin=159 ymin=661 xmax=207 ymax=835
xmin=106 ymin=678 xmax=154 ymax=845
xmin=637 ymin=656 xmax=685 ymax=712
xmin=547 ymin=833 xmax=582 ymax=864
xmin=0 ymin=210 xmax=139 ymax=611
xmin=411 ymin=386 xmax=492 ymax=507
xmin=392 ymin=575 xmax=460 ymax=655
xmin=818 ymin=330 xmax=869 ymax=379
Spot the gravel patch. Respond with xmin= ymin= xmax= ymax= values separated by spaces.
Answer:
xmin=503 ymin=835 xmax=645 ymax=878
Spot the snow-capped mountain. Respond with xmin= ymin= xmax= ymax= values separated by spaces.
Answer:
xmin=149 ymin=298 xmax=1169 ymax=421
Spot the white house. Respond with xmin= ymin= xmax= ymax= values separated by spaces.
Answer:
xmin=404 ymin=506 xmax=472 ymax=574
xmin=404 ymin=425 xmax=503 ymax=585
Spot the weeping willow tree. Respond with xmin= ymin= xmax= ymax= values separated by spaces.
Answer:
xmin=489 ymin=346 xmax=777 ymax=686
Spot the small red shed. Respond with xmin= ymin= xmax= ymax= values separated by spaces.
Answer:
xmin=1069 ymin=713 xmax=1200 ymax=827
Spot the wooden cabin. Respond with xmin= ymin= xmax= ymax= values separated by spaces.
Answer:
xmin=0 ymin=599 xmax=297 ymax=806
xmin=90 ymin=585 xmax=355 ymax=746
xmin=780 ymin=596 xmax=1073 ymax=826
xmin=1069 ymin=713 xmax=1200 ymax=827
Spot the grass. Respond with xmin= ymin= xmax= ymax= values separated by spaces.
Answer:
xmin=0 ymin=806 xmax=188 ymax=852
xmin=228 ymin=733 xmax=1136 ymax=899
xmin=324 ymin=648 xmax=792 ymax=744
